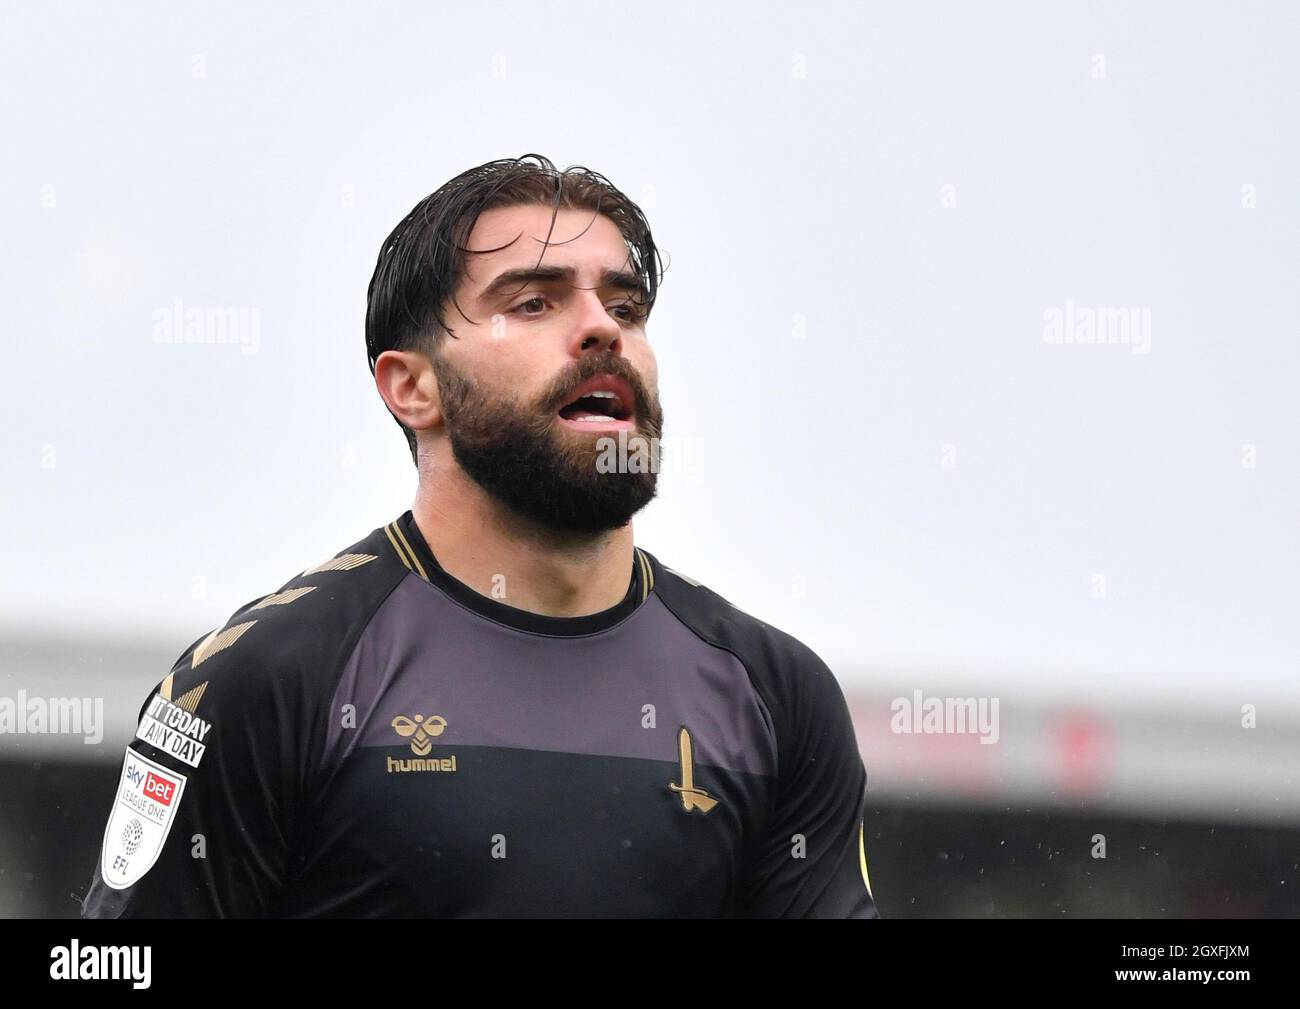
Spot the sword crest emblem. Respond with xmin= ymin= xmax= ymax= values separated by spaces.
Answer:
xmin=668 ymin=726 xmax=719 ymax=814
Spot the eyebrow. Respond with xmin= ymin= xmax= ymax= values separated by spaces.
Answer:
xmin=475 ymin=265 xmax=646 ymax=306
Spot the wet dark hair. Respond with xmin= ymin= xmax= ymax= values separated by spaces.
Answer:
xmin=365 ymin=153 xmax=667 ymax=466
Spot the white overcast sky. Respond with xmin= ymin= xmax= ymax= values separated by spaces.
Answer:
xmin=1 ymin=1 xmax=1296 ymax=710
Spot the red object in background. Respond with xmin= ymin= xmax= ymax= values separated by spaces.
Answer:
xmin=1052 ymin=709 xmax=1112 ymax=796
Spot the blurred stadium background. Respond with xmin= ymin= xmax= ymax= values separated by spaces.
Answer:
xmin=2 ymin=2 xmax=1297 ymax=916
xmin=2 ymin=631 xmax=1296 ymax=917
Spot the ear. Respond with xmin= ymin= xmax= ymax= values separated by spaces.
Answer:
xmin=374 ymin=349 xmax=443 ymax=433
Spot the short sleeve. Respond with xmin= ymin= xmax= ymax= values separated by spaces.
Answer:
xmin=80 ymin=639 xmax=301 ymax=918
xmin=741 ymin=646 xmax=878 ymax=918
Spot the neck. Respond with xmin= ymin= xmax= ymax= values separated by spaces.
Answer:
xmin=411 ymin=466 xmax=634 ymax=619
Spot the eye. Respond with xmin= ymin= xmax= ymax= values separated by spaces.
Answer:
xmin=512 ymin=296 xmax=548 ymax=315
xmin=611 ymin=301 xmax=647 ymax=323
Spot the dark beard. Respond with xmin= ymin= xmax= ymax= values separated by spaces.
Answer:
xmin=434 ymin=352 xmax=664 ymax=534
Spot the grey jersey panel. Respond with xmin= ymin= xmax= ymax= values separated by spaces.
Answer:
xmin=320 ymin=577 xmax=778 ymax=779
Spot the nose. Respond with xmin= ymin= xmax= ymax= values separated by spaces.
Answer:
xmin=569 ymin=289 xmax=624 ymax=356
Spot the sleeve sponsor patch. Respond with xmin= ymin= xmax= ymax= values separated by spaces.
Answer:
xmin=133 ymin=692 xmax=212 ymax=767
xmin=99 ymin=745 xmax=188 ymax=890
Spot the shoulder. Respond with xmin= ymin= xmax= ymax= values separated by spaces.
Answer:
xmin=642 ymin=549 xmax=865 ymax=803
xmin=640 ymin=548 xmax=845 ymax=725
xmin=147 ymin=520 xmax=412 ymax=716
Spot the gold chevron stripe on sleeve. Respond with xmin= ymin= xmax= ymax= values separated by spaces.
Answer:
xmin=250 ymin=586 xmax=317 ymax=610
xmin=191 ymin=620 xmax=257 ymax=669
xmin=300 ymin=553 xmax=378 ymax=577
xmin=859 ymin=819 xmax=874 ymax=900
xmin=160 ymin=673 xmax=174 ymax=701
xmin=390 ymin=521 xmax=428 ymax=581
xmin=174 ymin=681 xmax=208 ymax=714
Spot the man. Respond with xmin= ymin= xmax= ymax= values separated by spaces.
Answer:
xmin=81 ymin=154 xmax=877 ymax=918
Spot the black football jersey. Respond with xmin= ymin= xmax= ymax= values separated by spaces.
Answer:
xmin=81 ymin=511 xmax=877 ymax=918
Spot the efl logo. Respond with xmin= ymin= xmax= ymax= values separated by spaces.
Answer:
xmin=143 ymin=771 xmax=177 ymax=806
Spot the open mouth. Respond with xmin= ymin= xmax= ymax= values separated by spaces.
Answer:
xmin=556 ymin=374 xmax=636 ymax=428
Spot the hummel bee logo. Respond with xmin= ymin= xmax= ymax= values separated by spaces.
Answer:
xmin=391 ymin=713 xmax=447 ymax=756
xmin=668 ymin=726 xmax=718 ymax=814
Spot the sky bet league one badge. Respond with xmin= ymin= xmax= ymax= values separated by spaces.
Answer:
xmin=99 ymin=747 xmax=187 ymax=889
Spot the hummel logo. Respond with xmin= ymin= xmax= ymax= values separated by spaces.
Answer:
xmin=391 ymin=713 xmax=447 ymax=756
xmin=668 ymin=726 xmax=718 ymax=814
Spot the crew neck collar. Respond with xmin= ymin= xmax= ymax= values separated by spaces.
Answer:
xmin=384 ymin=510 xmax=653 ymax=637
